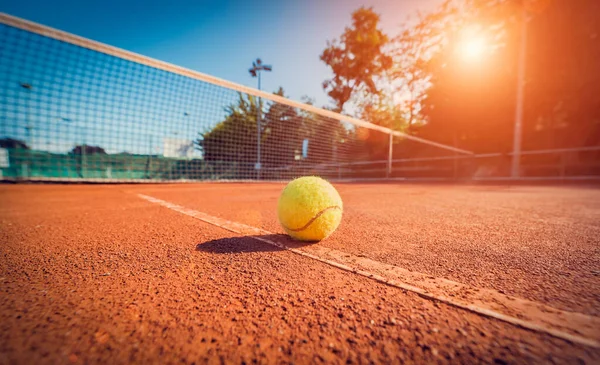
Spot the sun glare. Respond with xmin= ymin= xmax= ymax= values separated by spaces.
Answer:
xmin=457 ymin=25 xmax=487 ymax=62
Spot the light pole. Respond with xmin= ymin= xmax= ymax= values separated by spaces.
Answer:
xmin=19 ymin=82 xmax=33 ymax=146
xmin=19 ymin=82 xmax=33 ymax=178
xmin=249 ymin=58 xmax=272 ymax=180
xmin=511 ymin=5 xmax=529 ymax=179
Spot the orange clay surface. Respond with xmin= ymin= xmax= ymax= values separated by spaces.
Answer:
xmin=1 ymin=183 xmax=599 ymax=364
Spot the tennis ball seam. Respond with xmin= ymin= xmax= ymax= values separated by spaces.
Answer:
xmin=282 ymin=205 xmax=342 ymax=232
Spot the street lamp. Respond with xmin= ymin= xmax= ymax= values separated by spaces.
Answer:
xmin=249 ymin=58 xmax=272 ymax=180
xmin=511 ymin=0 xmax=552 ymax=178
xmin=511 ymin=6 xmax=529 ymax=179
xmin=19 ymin=81 xmax=33 ymax=178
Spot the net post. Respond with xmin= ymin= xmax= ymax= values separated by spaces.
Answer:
xmin=453 ymin=132 xmax=458 ymax=180
xmin=387 ymin=132 xmax=393 ymax=178
xmin=560 ymin=151 xmax=567 ymax=179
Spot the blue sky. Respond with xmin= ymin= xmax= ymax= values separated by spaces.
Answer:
xmin=1 ymin=0 xmax=442 ymax=107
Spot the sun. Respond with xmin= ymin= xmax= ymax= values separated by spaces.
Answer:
xmin=457 ymin=25 xmax=487 ymax=62
xmin=461 ymin=36 xmax=486 ymax=60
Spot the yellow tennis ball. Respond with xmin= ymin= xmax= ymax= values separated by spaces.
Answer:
xmin=277 ymin=176 xmax=343 ymax=241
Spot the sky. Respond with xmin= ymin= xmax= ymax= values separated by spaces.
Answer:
xmin=1 ymin=0 xmax=443 ymax=107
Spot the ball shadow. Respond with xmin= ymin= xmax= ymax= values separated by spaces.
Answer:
xmin=195 ymin=234 xmax=315 ymax=254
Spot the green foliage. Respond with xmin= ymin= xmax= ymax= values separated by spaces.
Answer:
xmin=70 ymin=145 xmax=107 ymax=155
xmin=0 ymin=138 xmax=29 ymax=149
xmin=195 ymin=93 xmax=260 ymax=165
xmin=196 ymin=88 xmax=352 ymax=175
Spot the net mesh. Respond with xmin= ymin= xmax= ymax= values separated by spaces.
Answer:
xmin=0 ymin=14 xmax=470 ymax=182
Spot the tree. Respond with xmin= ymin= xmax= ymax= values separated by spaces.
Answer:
xmin=70 ymin=145 xmax=106 ymax=155
xmin=411 ymin=0 xmax=600 ymax=153
xmin=522 ymin=0 xmax=600 ymax=149
xmin=262 ymin=88 xmax=305 ymax=166
xmin=195 ymin=93 xmax=259 ymax=165
xmin=0 ymin=138 xmax=29 ymax=149
xmin=305 ymin=106 xmax=351 ymax=164
xmin=389 ymin=1 xmax=460 ymax=134
xmin=197 ymin=88 xmax=325 ymax=174
xmin=320 ymin=7 xmax=393 ymax=113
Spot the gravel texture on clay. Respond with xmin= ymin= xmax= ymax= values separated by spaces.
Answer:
xmin=1 ymin=184 xmax=599 ymax=364
xmin=138 ymin=183 xmax=600 ymax=316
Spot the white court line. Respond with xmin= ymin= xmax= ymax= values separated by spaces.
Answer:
xmin=138 ymin=193 xmax=600 ymax=349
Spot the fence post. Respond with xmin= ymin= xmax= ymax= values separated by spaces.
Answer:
xmin=560 ymin=151 xmax=567 ymax=179
xmin=453 ymin=133 xmax=458 ymax=180
xmin=387 ymin=133 xmax=393 ymax=178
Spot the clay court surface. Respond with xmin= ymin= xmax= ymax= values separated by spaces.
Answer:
xmin=1 ymin=182 xmax=599 ymax=364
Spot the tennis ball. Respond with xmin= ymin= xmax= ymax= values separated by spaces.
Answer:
xmin=277 ymin=176 xmax=343 ymax=241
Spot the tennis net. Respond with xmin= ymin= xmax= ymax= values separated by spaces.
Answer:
xmin=0 ymin=13 xmax=472 ymax=182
